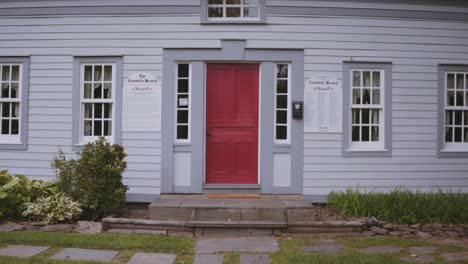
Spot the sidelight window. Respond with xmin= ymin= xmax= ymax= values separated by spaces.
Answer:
xmin=274 ymin=63 xmax=290 ymax=143
xmin=175 ymin=63 xmax=191 ymax=142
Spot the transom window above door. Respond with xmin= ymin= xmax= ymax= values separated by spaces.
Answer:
xmin=202 ymin=0 xmax=265 ymax=24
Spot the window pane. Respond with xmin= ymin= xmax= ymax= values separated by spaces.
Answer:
xmin=84 ymin=66 xmax=92 ymax=81
xmin=104 ymin=103 xmax=112 ymax=118
xmin=103 ymin=83 xmax=112 ymax=99
xmin=464 ymin=110 xmax=468 ymax=125
xmin=361 ymin=126 xmax=370 ymax=141
xmin=277 ymin=64 xmax=288 ymax=78
xmin=84 ymin=104 xmax=92 ymax=118
xmin=11 ymin=83 xmax=18 ymax=98
xmin=178 ymin=79 xmax=189 ymax=93
xmin=363 ymin=71 xmax=371 ymax=87
xmin=177 ymin=110 xmax=189 ymax=124
xmin=372 ymin=71 xmax=380 ymax=87
xmin=1 ymin=120 xmax=9 ymax=134
xmin=244 ymin=0 xmax=258 ymax=4
xmin=371 ymin=126 xmax=379 ymax=141
xmin=178 ymin=64 xmax=189 ymax=78
xmin=84 ymin=83 xmax=92 ymax=99
xmin=372 ymin=89 xmax=380 ymax=104
xmin=362 ymin=89 xmax=370 ymax=104
xmin=352 ymin=126 xmax=360 ymax=141
xmin=455 ymin=110 xmax=462 ymax=125
xmin=371 ymin=109 xmax=379 ymax=124
xmin=94 ymin=121 xmax=102 ymax=136
xmin=445 ymin=127 xmax=453 ymax=142
xmin=456 ymin=74 xmax=464 ymax=89
xmin=352 ymin=71 xmax=361 ymax=87
xmin=1 ymin=83 xmax=9 ymax=98
xmin=104 ymin=121 xmax=112 ymax=136
xmin=446 ymin=110 xmax=453 ymax=125
xmin=104 ymin=65 xmax=112 ymax=81
xmin=2 ymin=66 xmax=10 ymax=81
xmin=95 ymin=103 xmax=102 ymax=118
xmin=2 ymin=102 xmax=9 ymax=117
xmin=208 ymin=7 xmax=223 ymax=17
xmin=454 ymin=127 xmax=462 ymax=142
xmin=244 ymin=7 xmax=258 ymax=17
xmin=94 ymin=66 xmax=102 ymax=81
xmin=362 ymin=109 xmax=369 ymax=124
xmin=11 ymin=103 xmax=19 ymax=118
xmin=177 ymin=125 xmax=188 ymax=139
xmin=352 ymin=89 xmax=361 ymax=104
xmin=277 ymin=80 xmax=287 ymax=93
xmin=447 ymin=90 xmax=454 ymax=106
xmin=456 ymin=91 xmax=464 ymax=106
xmin=227 ymin=0 xmax=240 ymax=4
xmin=11 ymin=120 xmax=18 ymax=135
xmin=276 ymin=126 xmax=287 ymax=140
xmin=447 ymin=73 xmax=455 ymax=89
xmin=226 ymin=7 xmax=241 ymax=17
xmin=93 ymin=83 xmax=102 ymax=99
xmin=177 ymin=94 xmax=189 ymax=108
xmin=84 ymin=120 xmax=92 ymax=136
xmin=209 ymin=0 xmax=223 ymax=4
xmin=352 ymin=109 xmax=360 ymax=124
xmin=276 ymin=110 xmax=287 ymax=124
xmin=11 ymin=66 xmax=19 ymax=81
xmin=276 ymin=95 xmax=287 ymax=109
xmin=465 ymin=128 xmax=468 ymax=142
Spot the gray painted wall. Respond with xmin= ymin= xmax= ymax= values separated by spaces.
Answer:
xmin=0 ymin=0 xmax=467 ymax=201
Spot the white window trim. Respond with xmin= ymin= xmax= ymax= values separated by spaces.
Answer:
xmin=348 ymin=69 xmax=386 ymax=151
xmin=79 ymin=63 xmax=116 ymax=145
xmin=274 ymin=63 xmax=291 ymax=145
xmin=443 ymin=71 xmax=468 ymax=151
xmin=174 ymin=62 xmax=191 ymax=144
xmin=0 ymin=63 xmax=22 ymax=144
xmin=207 ymin=0 xmax=261 ymax=21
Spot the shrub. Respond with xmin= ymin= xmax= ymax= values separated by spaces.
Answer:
xmin=22 ymin=193 xmax=82 ymax=224
xmin=0 ymin=170 xmax=58 ymax=218
xmin=327 ymin=187 xmax=468 ymax=225
xmin=52 ymin=137 xmax=128 ymax=221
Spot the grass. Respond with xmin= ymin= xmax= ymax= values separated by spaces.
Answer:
xmin=0 ymin=232 xmax=466 ymax=264
xmin=327 ymin=187 xmax=468 ymax=224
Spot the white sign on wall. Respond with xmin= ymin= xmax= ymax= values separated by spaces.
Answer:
xmin=123 ymin=72 xmax=161 ymax=131
xmin=304 ymin=74 xmax=343 ymax=133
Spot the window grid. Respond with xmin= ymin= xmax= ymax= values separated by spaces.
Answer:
xmin=208 ymin=0 xmax=259 ymax=19
xmin=80 ymin=64 xmax=114 ymax=143
xmin=274 ymin=63 xmax=290 ymax=143
xmin=0 ymin=64 xmax=21 ymax=139
xmin=350 ymin=69 xmax=384 ymax=147
xmin=445 ymin=72 xmax=468 ymax=145
xmin=175 ymin=63 xmax=190 ymax=142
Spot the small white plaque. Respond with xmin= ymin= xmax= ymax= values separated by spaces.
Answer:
xmin=123 ymin=72 xmax=161 ymax=131
xmin=304 ymin=74 xmax=343 ymax=133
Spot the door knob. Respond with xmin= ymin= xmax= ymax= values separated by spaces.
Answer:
xmin=207 ymin=130 xmax=211 ymax=137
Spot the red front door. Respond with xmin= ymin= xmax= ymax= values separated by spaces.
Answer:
xmin=206 ymin=64 xmax=259 ymax=184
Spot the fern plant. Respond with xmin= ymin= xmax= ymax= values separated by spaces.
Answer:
xmin=22 ymin=193 xmax=82 ymax=224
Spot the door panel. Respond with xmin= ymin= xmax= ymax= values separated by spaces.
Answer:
xmin=206 ymin=64 xmax=259 ymax=184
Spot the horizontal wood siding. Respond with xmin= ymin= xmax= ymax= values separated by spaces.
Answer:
xmin=0 ymin=0 xmax=467 ymax=200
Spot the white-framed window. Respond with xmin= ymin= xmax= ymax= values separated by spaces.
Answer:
xmin=175 ymin=63 xmax=191 ymax=142
xmin=80 ymin=63 xmax=115 ymax=144
xmin=207 ymin=0 xmax=260 ymax=20
xmin=274 ymin=63 xmax=290 ymax=143
xmin=0 ymin=64 xmax=21 ymax=143
xmin=350 ymin=69 xmax=385 ymax=150
xmin=444 ymin=72 xmax=468 ymax=150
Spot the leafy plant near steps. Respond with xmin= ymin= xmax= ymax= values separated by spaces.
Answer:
xmin=52 ymin=137 xmax=128 ymax=221
xmin=22 ymin=193 xmax=82 ymax=224
xmin=327 ymin=187 xmax=468 ymax=225
xmin=0 ymin=170 xmax=58 ymax=218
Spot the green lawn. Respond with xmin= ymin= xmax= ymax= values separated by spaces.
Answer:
xmin=0 ymin=232 xmax=465 ymax=264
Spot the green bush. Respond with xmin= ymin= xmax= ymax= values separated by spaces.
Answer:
xmin=0 ymin=170 xmax=58 ymax=218
xmin=327 ymin=187 xmax=468 ymax=225
xmin=52 ymin=137 xmax=128 ymax=221
xmin=22 ymin=193 xmax=82 ymax=224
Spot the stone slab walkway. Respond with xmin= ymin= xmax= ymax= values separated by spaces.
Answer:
xmin=240 ymin=254 xmax=270 ymax=264
xmin=52 ymin=248 xmax=119 ymax=262
xmin=0 ymin=245 xmax=49 ymax=258
xmin=359 ymin=245 xmax=401 ymax=254
xmin=303 ymin=239 xmax=345 ymax=254
xmin=196 ymin=237 xmax=278 ymax=254
xmin=193 ymin=254 xmax=224 ymax=264
xmin=128 ymin=253 xmax=177 ymax=264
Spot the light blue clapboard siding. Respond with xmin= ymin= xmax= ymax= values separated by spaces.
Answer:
xmin=0 ymin=0 xmax=467 ymax=200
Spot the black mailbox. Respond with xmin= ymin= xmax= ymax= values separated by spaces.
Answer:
xmin=292 ymin=101 xmax=303 ymax=119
